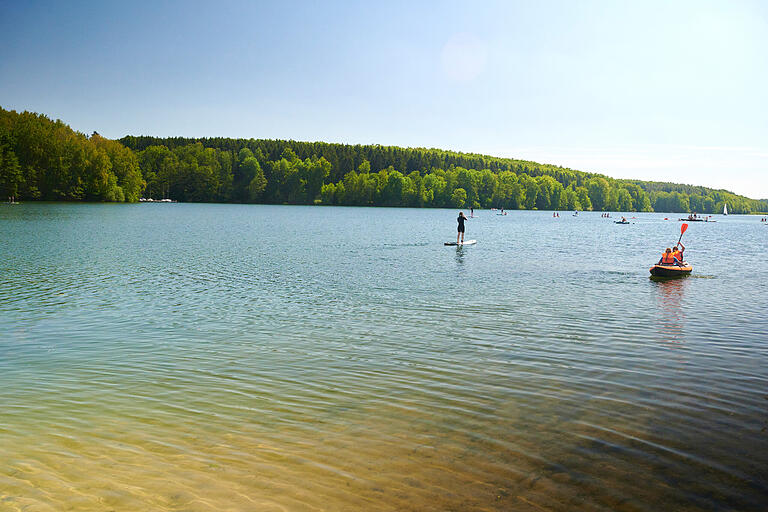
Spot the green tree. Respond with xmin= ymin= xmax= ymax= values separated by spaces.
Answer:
xmin=615 ymin=188 xmax=633 ymax=211
xmin=84 ymin=146 xmax=120 ymax=201
xmin=575 ymin=186 xmax=592 ymax=211
xmin=451 ymin=187 xmax=467 ymax=207
xmin=216 ymin=150 xmax=234 ymax=201
xmin=247 ymin=163 xmax=267 ymax=201
xmin=478 ymin=169 xmax=497 ymax=208
xmin=320 ymin=182 xmax=337 ymax=204
xmin=138 ymin=145 xmax=178 ymax=199
xmin=456 ymin=167 xmax=479 ymax=207
xmin=304 ymin=156 xmax=331 ymax=201
xmin=519 ymin=174 xmax=538 ymax=209
xmin=587 ymin=177 xmax=610 ymax=211
xmin=701 ymin=195 xmax=715 ymax=213
xmin=0 ymin=145 xmax=22 ymax=199
xmin=535 ymin=175 xmax=563 ymax=210
xmin=241 ymin=156 xmax=266 ymax=202
xmin=422 ymin=173 xmax=447 ymax=207
xmin=91 ymin=134 xmax=144 ymax=201
xmin=382 ymin=168 xmax=406 ymax=206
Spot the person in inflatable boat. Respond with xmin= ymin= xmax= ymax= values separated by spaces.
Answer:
xmin=658 ymin=247 xmax=682 ymax=266
xmin=672 ymin=242 xmax=685 ymax=264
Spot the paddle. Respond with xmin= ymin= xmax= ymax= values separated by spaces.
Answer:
xmin=677 ymin=223 xmax=688 ymax=246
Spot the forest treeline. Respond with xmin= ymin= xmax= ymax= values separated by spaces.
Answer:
xmin=2 ymin=107 xmax=766 ymax=213
xmin=0 ymin=108 xmax=143 ymax=201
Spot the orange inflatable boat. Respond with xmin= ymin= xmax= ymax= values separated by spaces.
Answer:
xmin=649 ymin=263 xmax=692 ymax=278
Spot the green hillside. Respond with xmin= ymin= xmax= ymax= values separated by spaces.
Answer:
xmin=2 ymin=107 xmax=766 ymax=213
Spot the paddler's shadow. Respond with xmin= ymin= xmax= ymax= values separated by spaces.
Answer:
xmin=651 ymin=277 xmax=689 ymax=345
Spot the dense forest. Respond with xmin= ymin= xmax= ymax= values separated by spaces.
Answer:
xmin=0 ymin=108 xmax=143 ymax=202
xmin=2 ymin=107 xmax=766 ymax=213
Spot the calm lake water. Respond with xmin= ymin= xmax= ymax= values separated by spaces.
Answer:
xmin=1 ymin=203 xmax=767 ymax=511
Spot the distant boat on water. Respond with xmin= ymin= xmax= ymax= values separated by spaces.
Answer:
xmin=723 ymin=203 xmax=728 ymax=215
xmin=680 ymin=213 xmax=713 ymax=222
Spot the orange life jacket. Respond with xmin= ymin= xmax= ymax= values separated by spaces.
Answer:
xmin=672 ymin=250 xmax=682 ymax=262
xmin=661 ymin=252 xmax=675 ymax=264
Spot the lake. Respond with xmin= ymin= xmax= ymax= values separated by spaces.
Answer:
xmin=1 ymin=203 xmax=767 ymax=511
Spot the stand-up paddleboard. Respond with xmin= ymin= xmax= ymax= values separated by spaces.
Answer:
xmin=444 ymin=240 xmax=477 ymax=246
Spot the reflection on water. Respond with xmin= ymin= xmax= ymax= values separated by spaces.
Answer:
xmin=1 ymin=204 xmax=767 ymax=511
xmin=653 ymin=277 xmax=687 ymax=345
xmin=454 ymin=245 xmax=466 ymax=266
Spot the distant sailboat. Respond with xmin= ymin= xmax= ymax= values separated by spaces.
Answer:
xmin=723 ymin=203 xmax=728 ymax=215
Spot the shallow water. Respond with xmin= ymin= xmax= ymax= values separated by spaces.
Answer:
xmin=1 ymin=203 xmax=767 ymax=511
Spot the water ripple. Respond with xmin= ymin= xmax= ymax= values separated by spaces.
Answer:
xmin=1 ymin=205 xmax=767 ymax=510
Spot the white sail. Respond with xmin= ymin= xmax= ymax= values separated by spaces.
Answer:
xmin=723 ymin=203 xmax=728 ymax=215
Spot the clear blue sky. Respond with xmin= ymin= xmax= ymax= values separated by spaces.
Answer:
xmin=2 ymin=0 xmax=767 ymax=198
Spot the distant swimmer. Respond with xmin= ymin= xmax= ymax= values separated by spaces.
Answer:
xmin=457 ymin=211 xmax=468 ymax=244
xmin=470 ymin=207 xmax=474 ymax=218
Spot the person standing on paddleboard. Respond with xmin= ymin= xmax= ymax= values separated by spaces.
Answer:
xmin=457 ymin=211 xmax=468 ymax=244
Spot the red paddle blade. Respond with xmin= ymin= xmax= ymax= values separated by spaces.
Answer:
xmin=680 ymin=223 xmax=688 ymax=234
